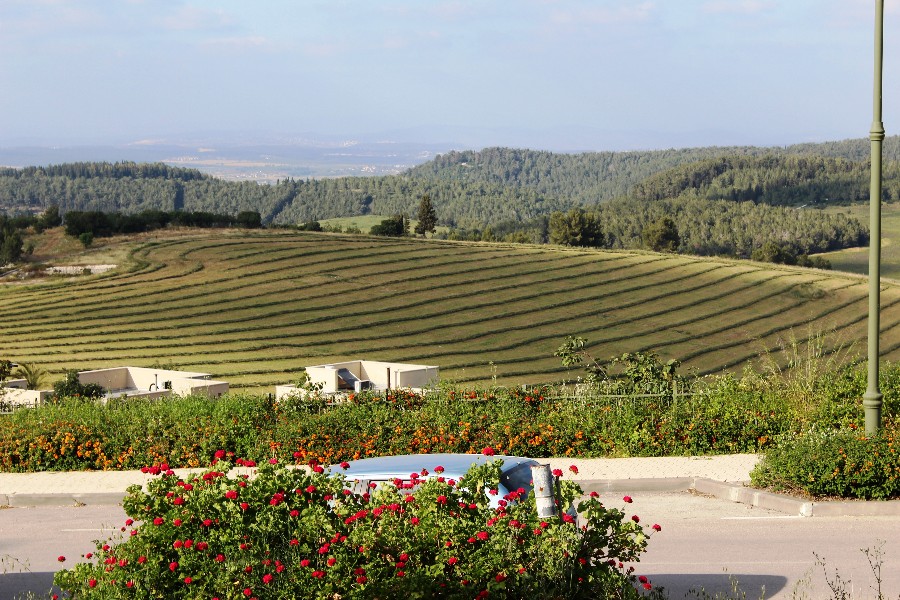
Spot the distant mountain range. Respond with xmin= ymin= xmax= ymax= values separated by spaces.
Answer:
xmin=0 ymin=134 xmax=459 ymax=181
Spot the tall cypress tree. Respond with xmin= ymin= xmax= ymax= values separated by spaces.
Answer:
xmin=414 ymin=194 xmax=437 ymax=237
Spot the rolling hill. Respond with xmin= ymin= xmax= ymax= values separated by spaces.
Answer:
xmin=2 ymin=229 xmax=898 ymax=392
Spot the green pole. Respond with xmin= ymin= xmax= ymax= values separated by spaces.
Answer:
xmin=864 ymin=0 xmax=885 ymax=435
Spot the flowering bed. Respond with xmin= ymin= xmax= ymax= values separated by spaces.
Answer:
xmin=0 ymin=385 xmax=797 ymax=472
xmin=751 ymin=426 xmax=900 ymax=500
xmin=54 ymin=452 xmax=661 ymax=599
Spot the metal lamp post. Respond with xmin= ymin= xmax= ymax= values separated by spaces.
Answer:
xmin=864 ymin=0 xmax=885 ymax=435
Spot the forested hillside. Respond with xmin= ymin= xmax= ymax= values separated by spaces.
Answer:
xmin=1 ymin=136 xmax=898 ymax=262
xmin=631 ymin=155 xmax=900 ymax=205
xmin=595 ymin=196 xmax=867 ymax=257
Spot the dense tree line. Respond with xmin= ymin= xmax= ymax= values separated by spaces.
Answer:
xmin=63 ymin=209 xmax=261 ymax=238
xmin=3 ymin=137 xmax=897 ymax=231
xmin=0 ymin=161 xmax=206 ymax=181
xmin=594 ymin=196 xmax=867 ymax=258
xmin=1 ymin=136 xmax=896 ymax=264
xmin=631 ymin=154 xmax=900 ymax=205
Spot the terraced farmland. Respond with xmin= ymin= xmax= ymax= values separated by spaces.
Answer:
xmin=3 ymin=229 xmax=899 ymax=391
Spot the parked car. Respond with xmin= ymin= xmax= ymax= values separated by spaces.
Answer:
xmin=329 ymin=452 xmax=539 ymax=508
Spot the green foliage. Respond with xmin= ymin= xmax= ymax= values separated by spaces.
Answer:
xmin=0 ymin=359 xmax=11 ymax=383
xmin=796 ymin=254 xmax=832 ymax=270
xmin=78 ymin=231 xmax=94 ymax=248
xmin=555 ymin=338 xmax=684 ymax=396
xmin=596 ymin=196 xmax=866 ymax=258
xmin=0 ymin=216 xmax=24 ymax=264
xmin=297 ymin=220 xmax=322 ymax=231
xmin=751 ymin=241 xmax=798 ymax=265
xmin=414 ymin=194 xmax=438 ymax=237
xmin=554 ymin=336 xmax=607 ymax=383
xmin=52 ymin=370 xmax=104 ymax=400
xmin=0 ymin=377 xmax=808 ymax=472
xmin=0 ymin=142 xmax=883 ymax=263
xmin=548 ymin=208 xmax=604 ymax=247
xmin=370 ymin=214 xmax=408 ymax=237
xmin=631 ymin=154 xmax=900 ymax=206
xmin=64 ymin=208 xmax=264 ymax=238
xmin=12 ymin=362 xmax=48 ymax=390
xmin=54 ymin=457 xmax=659 ymax=599
xmin=35 ymin=204 xmax=62 ymax=232
xmin=235 ymin=210 xmax=262 ymax=228
xmin=1 ymin=356 xmax=894 ymax=479
xmin=750 ymin=425 xmax=900 ymax=500
xmin=641 ymin=217 xmax=680 ymax=252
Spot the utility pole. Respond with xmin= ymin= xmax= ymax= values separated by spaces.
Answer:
xmin=864 ymin=0 xmax=885 ymax=435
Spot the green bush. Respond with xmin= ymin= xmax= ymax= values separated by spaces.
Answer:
xmin=54 ymin=456 xmax=662 ymax=599
xmin=750 ymin=424 xmax=900 ymax=499
xmin=52 ymin=370 xmax=104 ymax=400
xmin=4 ymin=361 xmax=900 ymax=475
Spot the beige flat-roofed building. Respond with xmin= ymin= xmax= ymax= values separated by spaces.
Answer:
xmin=78 ymin=366 xmax=228 ymax=399
xmin=276 ymin=360 xmax=439 ymax=400
xmin=1 ymin=378 xmax=53 ymax=408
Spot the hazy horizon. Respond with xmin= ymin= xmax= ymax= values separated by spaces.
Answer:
xmin=2 ymin=1 xmax=899 ymax=155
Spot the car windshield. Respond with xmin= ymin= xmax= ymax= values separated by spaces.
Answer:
xmin=331 ymin=453 xmax=538 ymax=506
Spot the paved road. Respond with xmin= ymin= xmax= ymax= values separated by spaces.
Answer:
xmin=2 ymin=492 xmax=899 ymax=599
xmin=630 ymin=491 xmax=900 ymax=599
xmin=0 ymin=504 xmax=128 ymax=599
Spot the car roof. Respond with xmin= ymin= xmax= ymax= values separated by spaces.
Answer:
xmin=332 ymin=453 xmax=538 ymax=480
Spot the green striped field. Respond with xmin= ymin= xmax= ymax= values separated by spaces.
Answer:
xmin=819 ymin=203 xmax=900 ymax=281
xmin=2 ymin=229 xmax=898 ymax=392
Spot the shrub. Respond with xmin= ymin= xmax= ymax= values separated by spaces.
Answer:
xmin=750 ymin=423 xmax=900 ymax=500
xmin=54 ymin=456 xmax=662 ymax=599
xmin=370 ymin=215 xmax=407 ymax=237
xmin=52 ymin=370 xmax=104 ymax=400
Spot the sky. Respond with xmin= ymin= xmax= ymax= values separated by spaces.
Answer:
xmin=1 ymin=0 xmax=900 ymax=152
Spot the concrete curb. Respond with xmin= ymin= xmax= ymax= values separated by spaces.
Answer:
xmin=560 ymin=478 xmax=900 ymax=517
xmin=5 ymin=477 xmax=900 ymax=516
xmin=0 ymin=492 xmax=125 ymax=508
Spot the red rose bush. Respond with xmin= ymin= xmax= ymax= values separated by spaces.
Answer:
xmin=54 ymin=454 xmax=660 ymax=599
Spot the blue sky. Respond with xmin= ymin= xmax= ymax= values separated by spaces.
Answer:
xmin=1 ymin=0 xmax=899 ymax=151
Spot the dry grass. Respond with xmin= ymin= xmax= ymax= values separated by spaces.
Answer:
xmin=2 ymin=228 xmax=895 ymax=390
